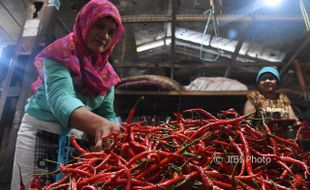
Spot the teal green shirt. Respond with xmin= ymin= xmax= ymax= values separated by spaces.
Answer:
xmin=25 ymin=59 xmax=116 ymax=128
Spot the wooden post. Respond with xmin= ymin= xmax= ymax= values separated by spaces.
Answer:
xmin=0 ymin=0 xmax=58 ymax=186
xmin=293 ymin=60 xmax=309 ymax=100
xmin=120 ymin=29 xmax=126 ymax=77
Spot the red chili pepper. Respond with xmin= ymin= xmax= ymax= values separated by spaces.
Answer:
xmin=190 ymin=115 xmax=246 ymax=140
xmin=261 ymin=177 xmax=267 ymax=190
xmin=144 ymin=168 xmax=163 ymax=183
xmin=129 ymin=133 xmax=147 ymax=150
xmin=243 ymin=123 xmax=266 ymax=139
xmin=262 ymin=121 xmax=279 ymax=155
xmin=182 ymin=108 xmax=218 ymax=120
xmin=228 ymin=171 xmax=263 ymax=181
xmin=44 ymin=180 xmax=51 ymax=187
xmin=213 ymin=140 xmax=230 ymax=147
xmin=275 ymin=160 xmax=293 ymax=176
xmin=157 ymin=150 xmax=184 ymax=159
xmin=280 ymin=169 xmax=290 ymax=180
xmin=80 ymin=185 xmax=97 ymax=190
xmin=256 ymin=178 xmax=290 ymax=190
xmin=49 ymin=183 xmax=69 ymax=190
xmin=38 ymin=108 xmax=310 ymax=189
xmin=71 ymin=177 xmax=77 ymax=190
xmin=135 ymin=134 xmax=208 ymax=180
xmin=30 ymin=176 xmax=42 ymax=190
xmin=126 ymin=150 xmax=152 ymax=167
xmin=220 ymin=108 xmax=240 ymax=118
xmin=126 ymin=96 xmax=144 ymax=124
xmin=43 ymin=175 xmax=69 ymax=189
xmin=294 ymin=123 xmax=304 ymax=143
xmin=95 ymin=154 xmax=111 ymax=171
xmin=78 ymin=170 xmax=125 ymax=187
xmin=76 ymin=163 xmax=96 ymax=175
xmin=70 ymin=133 xmax=88 ymax=154
xmin=237 ymin=131 xmax=253 ymax=175
xmin=229 ymin=136 xmax=245 ymax=176
xmin=110 ymin=151 xmax=132 ymax=190
xmin=211 ymin=179 xmax=233 ymax=189
xmin=120 ymin=142 xmax=135 ymax=158
xmin=157 ymin=175 xmax=186 ymax=188
xmin=193 ymin=165 xmax=213 ymax=189
xmin=60 ymin=166 xmax=93 ymax=177
xmin=147 ymin=152 xmax=160 ymax=163
xmin=279 ymin=156 xmax=310 ymax=175
xmin=272 ymin=134 xmax=300 ymax=151
xmin=114 ymin=178 xmax=155 ymax=186
xmin=130 ymin=127 xmax=168 ymax=133
xmin=82 ymin=151 xmax=107 ymax=158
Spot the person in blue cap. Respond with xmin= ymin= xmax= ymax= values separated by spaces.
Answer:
xmin=244 ymin=66 xmax=300 ymax=125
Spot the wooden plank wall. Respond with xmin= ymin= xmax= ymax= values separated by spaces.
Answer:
xmin=0 ymin=0 xmax=30 ymax=44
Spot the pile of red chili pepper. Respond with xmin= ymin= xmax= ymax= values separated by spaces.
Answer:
xmin=34 ymin=108 xmax=309 ymax=190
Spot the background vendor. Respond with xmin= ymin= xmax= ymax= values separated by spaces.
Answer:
xmin=244 ymin=66 xmax=301 ymax=127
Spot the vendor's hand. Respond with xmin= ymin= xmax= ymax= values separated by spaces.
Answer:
xmin=70 ymin=107 xmax=121 ymax=151
xmin=93 ymin=120 xmax=120 ymax=151
xmin=294 ymin=120 xmax=302 ymax=127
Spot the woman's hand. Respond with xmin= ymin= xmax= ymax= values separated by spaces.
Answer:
xmin=93 ymin=120 xmax=120 ymax=151
xmin=69 ymin=107 xmax=120 ymax=151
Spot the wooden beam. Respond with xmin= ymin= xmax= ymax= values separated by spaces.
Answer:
xmin=280 ymin=32 xmax=310 ymax=77
xmin=56 ymin=0 xmax=75 ymax=32
xmin=0 ymin=5 xmax=21 ymax=28
xmin=20 ymin=0 xmax=29 ymax=8
xmin=224 ymin=14 xmax=254 ymax=77
xmin=114 ymin=61 xmax=281 ymax=68
xmin=293 ymin=60 xmax=309 ymax=101
xmin=122 ymin=15 xmax=304 ymax=23
xmin=56 ymin=17 xmax=71 ymax=33
xmin=115 ymin=90 xmax=248 ymax=96
xmin=0 ymin=25 xmax=13 ymax=41
xmin=169 ymin=0 xmax=176 ymax=79
xmin=0 ymin=87 xmax=22 ymax=97
xmin=0 ymin=1 xmax=23 ymax=42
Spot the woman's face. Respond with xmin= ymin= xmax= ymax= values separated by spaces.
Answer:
xmin=258 ymin=73 xmax=278 ymax=93
xmin=86 ymin=17 xmax=117 ymax=54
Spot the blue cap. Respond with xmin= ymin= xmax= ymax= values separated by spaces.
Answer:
xmin=256 ymin=67 xmax=280 ymax=82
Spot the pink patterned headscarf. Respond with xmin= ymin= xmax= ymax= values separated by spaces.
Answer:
xmin=32 ymin=0 xmax=124 ymax=96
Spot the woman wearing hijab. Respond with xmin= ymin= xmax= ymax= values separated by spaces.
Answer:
xmin=244 ymin=67 xmax=301 ymax=131
xmin=11 ymin=0 xmax=124 ymax=189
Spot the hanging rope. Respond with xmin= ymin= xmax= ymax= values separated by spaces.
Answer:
xmin=299 ymin=0 xmax=310 ymax=31
xmin=199 ymin=0 xmax=222 ymax=62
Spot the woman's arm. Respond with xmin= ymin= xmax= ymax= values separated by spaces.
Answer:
xmin=69 ymin=107 xmax=119 ymax=149
xmin=44 ymin=59 xmax=119 ymax=150
xmin=244 ymin=99 xmax=256 ymax=116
